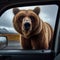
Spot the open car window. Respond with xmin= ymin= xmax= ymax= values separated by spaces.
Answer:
xmin=0 ymin=5 xmax=59 ymax=50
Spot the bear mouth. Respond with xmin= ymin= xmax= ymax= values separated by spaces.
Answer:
xmin=22 ymin=24 xmax=32 ymax=38
xmin=22 ymin=28 xmax=31 ymax=35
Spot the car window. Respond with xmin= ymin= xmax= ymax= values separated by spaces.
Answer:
xmin=0 ymin=5 xmax=58 ymax=49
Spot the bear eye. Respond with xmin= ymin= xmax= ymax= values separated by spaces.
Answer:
xmin=19 ymin=16 xmax=25 ymax=22
xmin=29 ymin=16 xmax=35 ymax=22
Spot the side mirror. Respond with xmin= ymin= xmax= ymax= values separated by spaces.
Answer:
xmin=0 ymin=36 xmax=8 ymax=49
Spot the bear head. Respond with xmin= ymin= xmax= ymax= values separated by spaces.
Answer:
xmin=13 ymin=7 xmax=41 ymax=38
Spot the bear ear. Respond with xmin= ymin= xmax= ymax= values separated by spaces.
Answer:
xmin=33 ymin=7 xmax=40 ymax=15
xmin=13 ymin=8 xmax=20 ymax=15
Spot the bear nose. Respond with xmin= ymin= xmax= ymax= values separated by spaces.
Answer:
xmin=24 ymin=22 xmax=30 ymax=30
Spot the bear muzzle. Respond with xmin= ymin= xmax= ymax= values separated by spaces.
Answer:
xmin=24 ymin=22 xmax=30 ymax=31
xmin=22 ymin=21 xmax=32 ymax=38
xmin=22 ymin=17 xmax=32 ymax=32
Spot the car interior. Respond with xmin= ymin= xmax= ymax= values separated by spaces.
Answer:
xmin=0 ymin=0 xmax=60 ymax=60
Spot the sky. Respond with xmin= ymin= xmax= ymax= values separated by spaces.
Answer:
xmin=0 ymin=5 xmax=58 ymax=32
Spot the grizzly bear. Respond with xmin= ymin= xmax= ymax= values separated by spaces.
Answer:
xmin=13 ymin=7 xmax=53 ymax=50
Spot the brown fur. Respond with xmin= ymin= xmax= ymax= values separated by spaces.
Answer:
xmin=13 ymin=7 xmax=53 ymax=50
